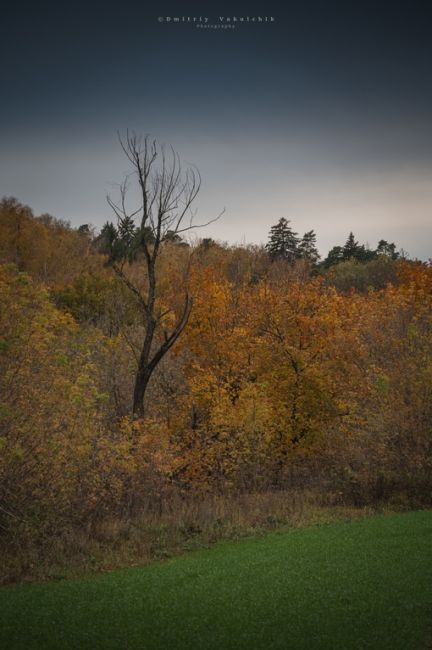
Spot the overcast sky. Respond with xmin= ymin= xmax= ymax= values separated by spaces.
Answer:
xmin=1 ymin=1 xmax=431 ymax=258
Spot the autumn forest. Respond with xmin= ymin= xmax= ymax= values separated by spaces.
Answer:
xmin=1 ymin=137 xmax=431 ymax=583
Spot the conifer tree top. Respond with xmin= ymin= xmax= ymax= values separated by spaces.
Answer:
xmin=266 ymin=218 xmax=299 ymax=262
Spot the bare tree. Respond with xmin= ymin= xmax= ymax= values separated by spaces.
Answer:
xmin=105 ymin=132 xmax=222 ymax=418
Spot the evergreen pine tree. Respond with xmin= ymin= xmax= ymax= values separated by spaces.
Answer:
xmin=266 ymin=218 xmax=299 ymax=262
xmin=355 ymin=244 xmax=376 ymax=262
xmin=298 ymin=230 xmax=320 ymax=264
xmin=376 ymin=239 xmax=399 ymax=259
xmin=97 ymin=221 xmax=118 ymax=255
xmin=118 ymin=215 xmax=137 ymax=247
xmin=322 ymin=245 xmax=344 ymax=268
xmin=342 ymin=232 xmax=360 ymax=259
xmin=78 ymin=224 xmax=91 ymax=237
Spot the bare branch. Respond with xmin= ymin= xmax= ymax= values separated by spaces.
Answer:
xmin=112 ymin=263 xmax=147 ymax=312
xmin=175 ymin=207 xmax=226 ymax=236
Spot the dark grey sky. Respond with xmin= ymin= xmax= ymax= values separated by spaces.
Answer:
xmin=1 ymin=1 xmax=431 ymax=257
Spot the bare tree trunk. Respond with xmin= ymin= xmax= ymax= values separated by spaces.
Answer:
xmin=133 ymin=366 xmax=152 ymax=418
xmin=131 ymin=294 xmax=192 ymax=418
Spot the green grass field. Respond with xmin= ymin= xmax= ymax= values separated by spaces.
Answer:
xmin=1 ymin=511 xmax=431 ymax=650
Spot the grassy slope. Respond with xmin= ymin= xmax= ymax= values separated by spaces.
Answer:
xmin=1 ymin=511 xmax=431 ymax=650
